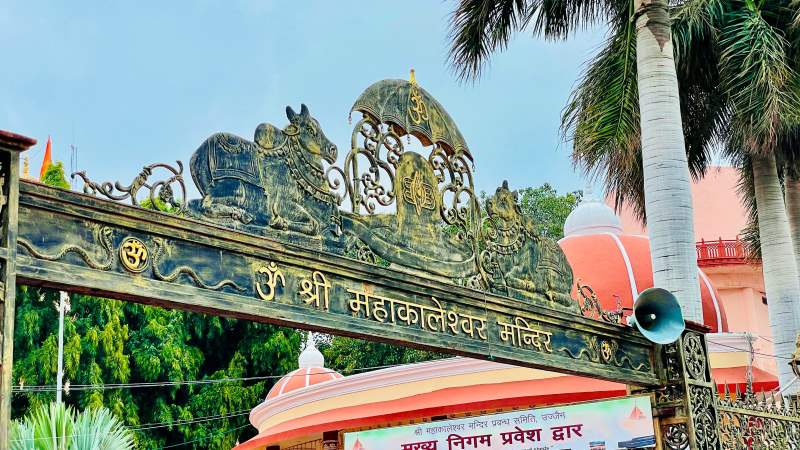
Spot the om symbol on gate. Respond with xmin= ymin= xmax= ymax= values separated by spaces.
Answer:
xmin=119 ymin=237 xmax=149 ymax=273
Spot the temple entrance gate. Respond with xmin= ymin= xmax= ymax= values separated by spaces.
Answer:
xmin=0 ymin=78 xmax=785 ymax=449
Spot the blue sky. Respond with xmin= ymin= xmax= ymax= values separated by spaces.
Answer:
xmin=2 ymin=1 xmax=605 ymax=198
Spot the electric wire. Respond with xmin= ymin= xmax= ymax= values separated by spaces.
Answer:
xmin=711 ymin=340 xmax=793 ymax=360
xmin=12 ymin=362 xmax=402 ymax=393
xmin=14 ymin=340 xmax=796 ymax=394
xmin=131 ymin=410 xmax=251 ymax=431
xmin=10 ymin=410 xmax=253 ymax=443
xmin=156 ymin=424 xmax=251 ymax=449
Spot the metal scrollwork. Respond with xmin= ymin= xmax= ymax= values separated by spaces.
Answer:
xmin=329 ymin=116 xmax=405 ymax=213
xmin=663 ymin=423 xmax=690 ymax=450
xmin=684 ymin=332 xmax=708 ymax=381
xmin=151 ymin=237 xmax=246 ymax=292
xmin=576 ymin=281 xmax=623 ymax=324
xmin=429 ymin=144 xmax=479 ymax=242
xmin=690 ymin=385 xmax=719 ymax=449
xmin=18 ymin=224 xmax=115 ymax=271
xmin=72 ymin=161 xmax=187 ymax=213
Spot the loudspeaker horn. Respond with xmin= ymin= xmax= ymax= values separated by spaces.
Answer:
xmin=627 ymin=287 xmax=685 ymax=344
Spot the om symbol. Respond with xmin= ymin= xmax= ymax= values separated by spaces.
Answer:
xmin=255 ymin=262 xmax=286 ymax=301
xmin=119 ymin=237 xmax=149 ymax=273
xmin=600 ymin=340 xmax=614 ymax=362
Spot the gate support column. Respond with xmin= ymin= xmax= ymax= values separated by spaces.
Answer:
xmin=0 ymin=131 xmax=34 ymax=448
xmin=649 ymin=325 xmax=720 ymax=450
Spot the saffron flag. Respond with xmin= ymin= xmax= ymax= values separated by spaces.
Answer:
xmin=39 ymin=136 xmax=52 ymax=180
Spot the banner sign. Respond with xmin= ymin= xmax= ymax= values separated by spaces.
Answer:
xmin=343 ymin=396 xmax=656 ymax=450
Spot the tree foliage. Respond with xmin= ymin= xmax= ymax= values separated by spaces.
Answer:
xmin=39 ymin=162 xmax=70 ymax=190
xmin=516 ymin=184 xmax=581 ymax=239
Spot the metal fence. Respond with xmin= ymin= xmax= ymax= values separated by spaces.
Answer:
xmin=716 ymin=388 xmax=800 ymax=449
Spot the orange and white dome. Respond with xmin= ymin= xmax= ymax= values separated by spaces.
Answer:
xmin=558 ymin=192 xmax=728 ymax=332
xmin=265 ymin=343 xmax=343 ymax=401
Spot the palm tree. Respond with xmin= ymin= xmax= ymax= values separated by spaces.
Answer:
xmin=448 ymin=0 xmax=704 ymax=322
xmin=563 ymin=0 xmax=800 ymax=391
xmin=783 ymin=131 xmax=800 ymax=270
xmin=10 ymin=402 xmax=133 ymax=450
xmin=788 ymin=173 xmax=800 ymax=267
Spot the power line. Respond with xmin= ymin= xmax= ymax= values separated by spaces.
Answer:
xmin=157 ymin=424 xmax=251 ymax=449
xmin=131 ymin=410 xmax=251 ymax=432
xmin=10 ymin=410 xmax=253 ymax=444
xmin=13 ymin=362 xmax=401 ymax=393
xmin=711 ymin=340 xmax=793 ymax=361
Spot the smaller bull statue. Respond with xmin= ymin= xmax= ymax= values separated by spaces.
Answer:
xmin=482 ymin=181 xmax=576 ymax=310
xmin=189 ymin=104 xmax=340 ymax=238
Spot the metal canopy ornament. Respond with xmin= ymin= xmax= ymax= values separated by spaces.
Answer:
xmin=350 ymin=71 xmax=473 ymax=161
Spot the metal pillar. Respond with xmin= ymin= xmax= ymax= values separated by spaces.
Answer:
xmin=646 ymin=324 xmax=720 ymax=450
xmin=0 ymin=130 xmax=34 ymax=448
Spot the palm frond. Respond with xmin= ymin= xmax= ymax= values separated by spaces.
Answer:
xmin=563 ymin=1 xmax=727 ymax=223
xmin=447 ymin=0 xmax=623 ymax=81
xmin=734 ymin=154 xmax=763 ymax=259
xmin=73 ymin=407 xmax=134 ymax=450
xmin=562 ymin=12 xmax=642 ymax=217
xmin=448 ymin=0 xmax=533 ymax=81
xmin=719 ymin=3 xmax=800 ymax=155
xmin=531 ymin=0 xmax=620 ymax=40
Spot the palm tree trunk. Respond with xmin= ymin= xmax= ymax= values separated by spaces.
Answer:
xmin=786 ymin=172 xmax=800 ymax=272
xmin=634 ymin=0 xmax=703 ymax=323
xmin=752 ymin=153 xmax=800 ymax=393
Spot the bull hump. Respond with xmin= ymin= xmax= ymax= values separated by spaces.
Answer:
xmin=255 ymin=123 xmax=279 ymax=149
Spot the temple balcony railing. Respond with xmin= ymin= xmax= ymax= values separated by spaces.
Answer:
xmin=696 ymin=237 xmax=754 ymax=267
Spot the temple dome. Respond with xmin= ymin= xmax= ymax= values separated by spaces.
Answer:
xmin=563 ymin=187 xmax=624 ymax=237
xmin=558 ymin=192 xmax=728 ymax=333
xmin=265 ymin=342 xmax=342 ymax=401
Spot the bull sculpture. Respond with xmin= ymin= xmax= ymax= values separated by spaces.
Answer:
xmin=189 ymin=104 xmax=340 ymax=237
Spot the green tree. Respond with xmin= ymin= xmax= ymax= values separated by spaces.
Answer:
xmin=448 ymin=0 xmax=704 ymax=323
xmin=516 ymin=184 xmax=581 ymax=239
xmin=321 ymin=338 xmax=444 ymax=374
xmin=39 ymin=162 xmax=70 ymax=189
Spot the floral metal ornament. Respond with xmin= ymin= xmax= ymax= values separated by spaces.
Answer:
xmin=663 ymin=423 xmax=690 ymax=449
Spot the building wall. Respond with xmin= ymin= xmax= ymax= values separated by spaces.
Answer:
xmin=612 ymin=166 xmax=748 ymax=242
xmin=700 ymin=264 xmax=775 ymax=373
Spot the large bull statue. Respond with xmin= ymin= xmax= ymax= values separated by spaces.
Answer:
xmin=189 ymin=104 xmax=340 ymax=237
